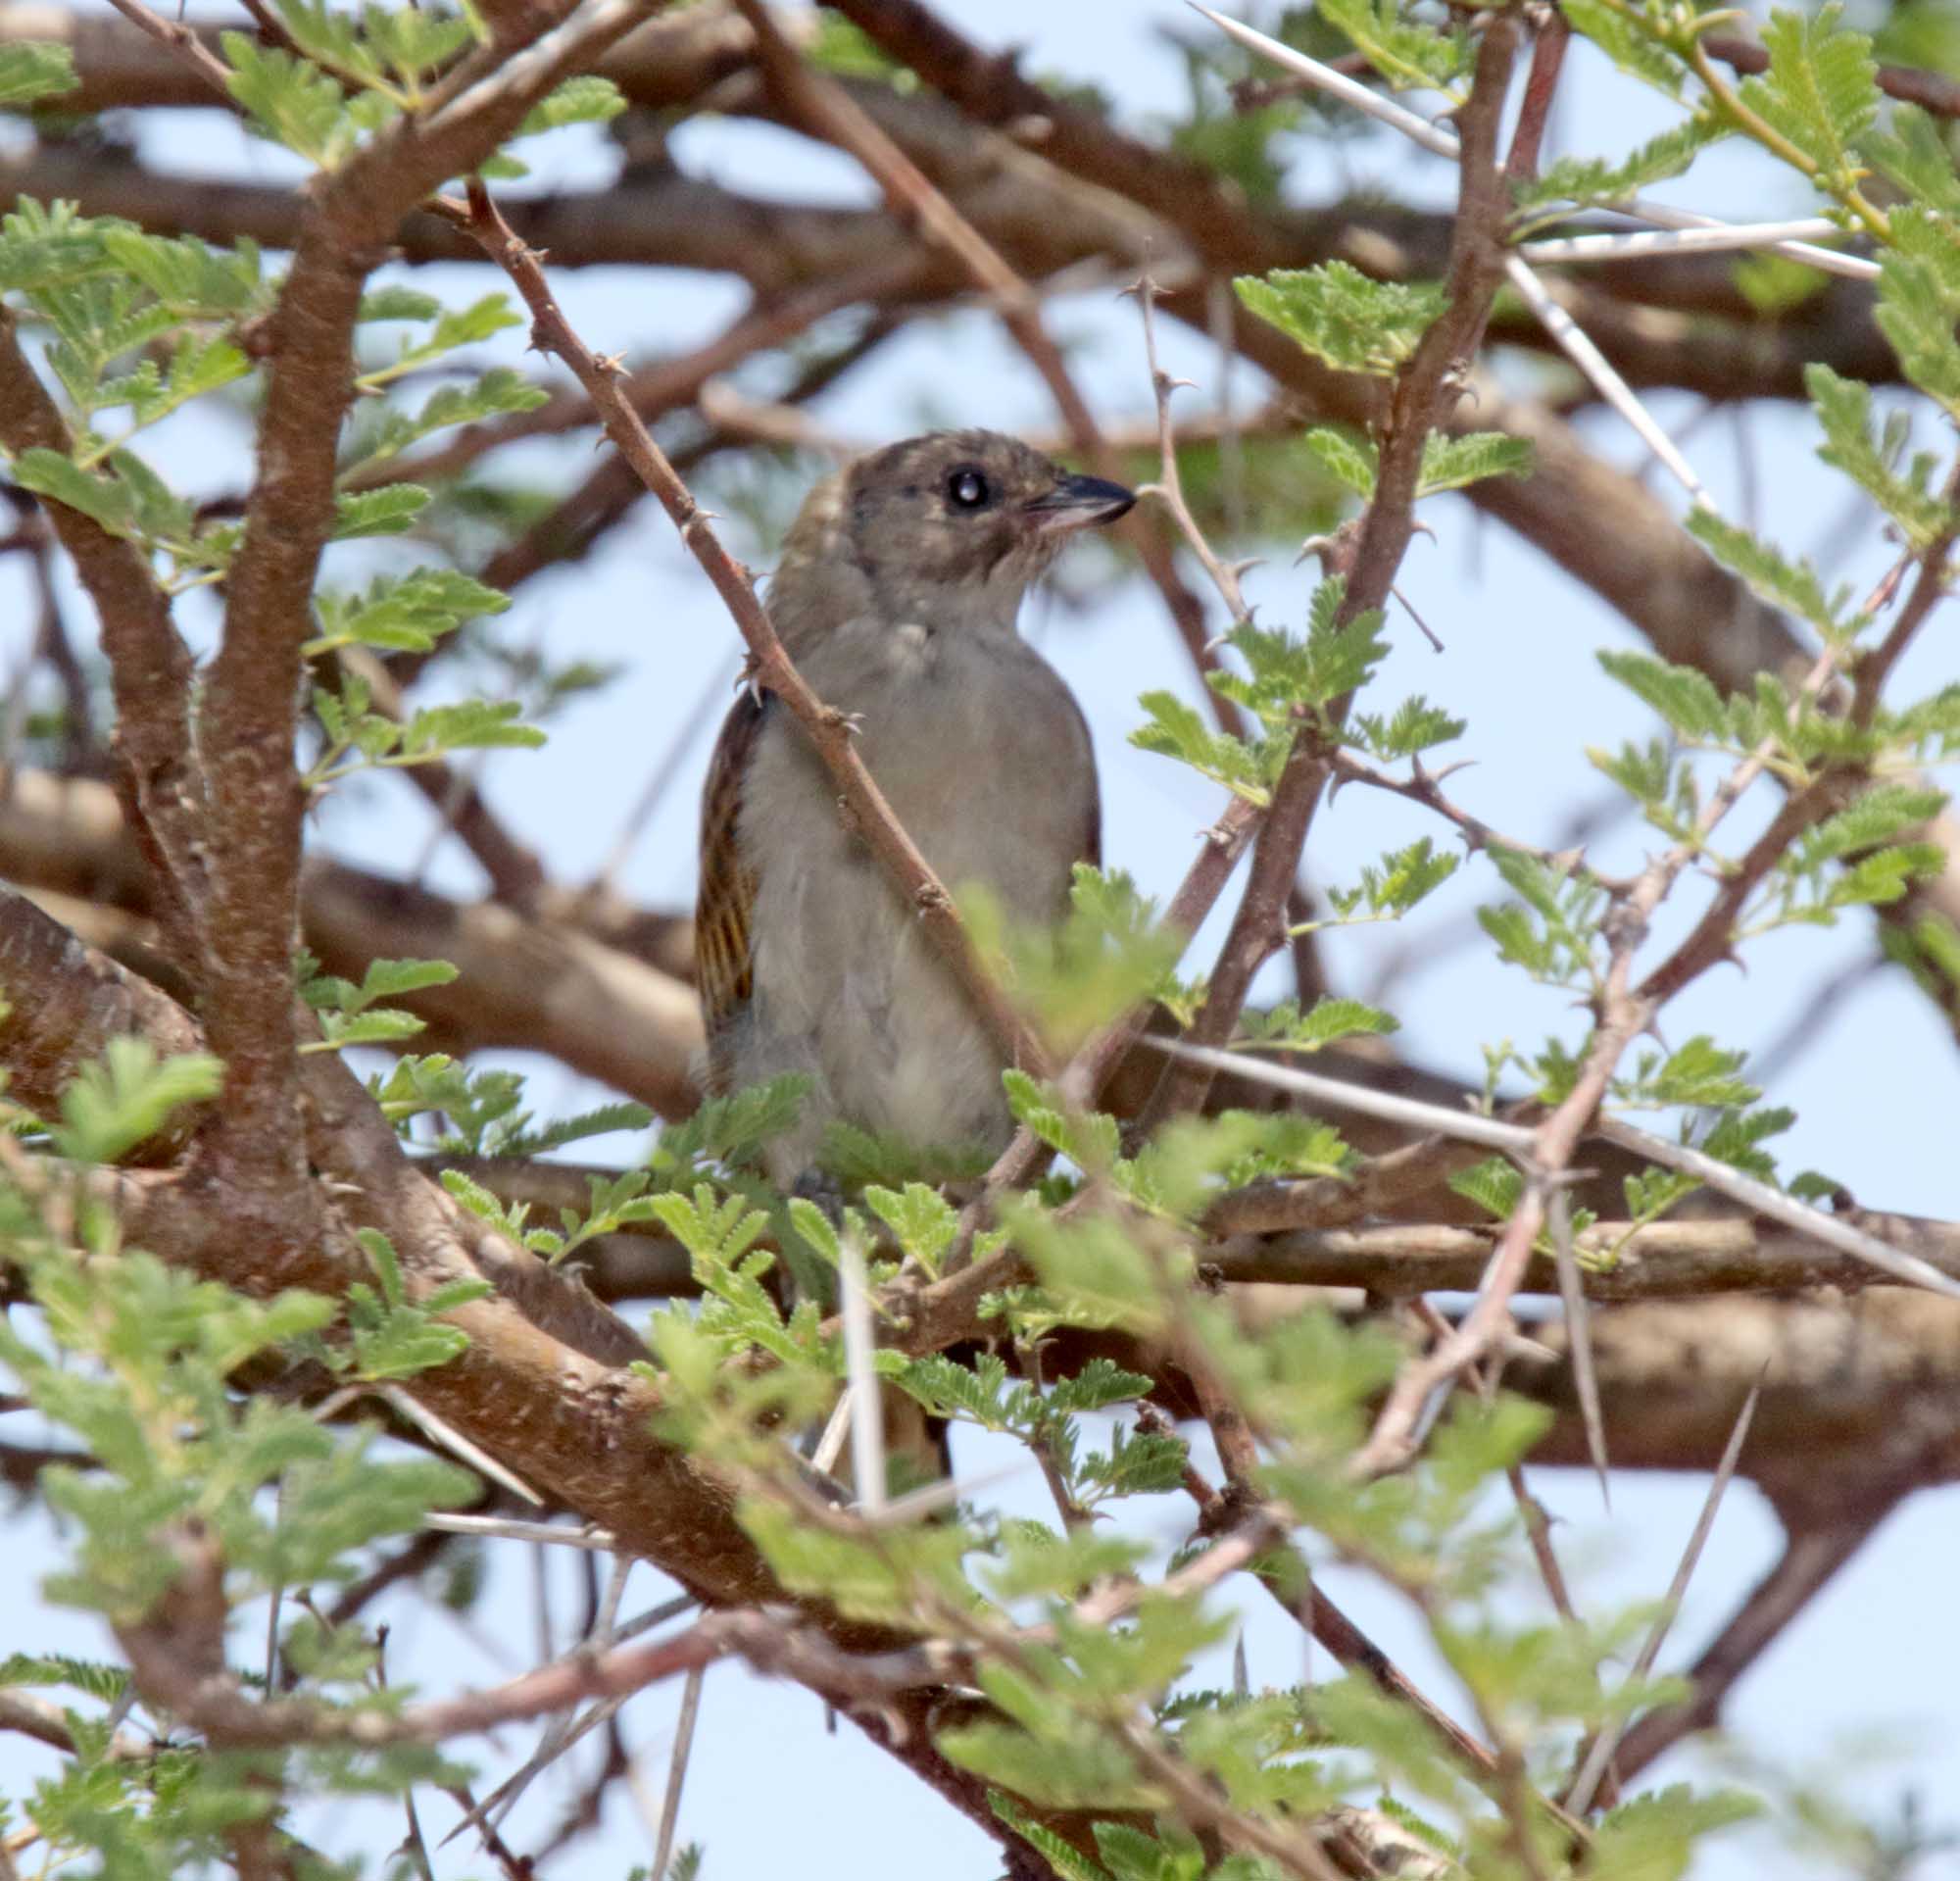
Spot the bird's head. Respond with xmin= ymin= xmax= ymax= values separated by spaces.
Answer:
xmin=769 ymin=429 xmax=1136 ymax=645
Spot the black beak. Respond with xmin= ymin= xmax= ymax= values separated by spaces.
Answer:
xmin=1024 ymin=471 xmax=1137 ymax=534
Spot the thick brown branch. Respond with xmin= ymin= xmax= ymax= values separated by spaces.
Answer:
xmin=0 ymin=308 xmax=207 ymax=963
xmin=0 ymin=883 xmax=208 ymax=1156
xmin=186 ymin=0 xmax=665 ymax=1229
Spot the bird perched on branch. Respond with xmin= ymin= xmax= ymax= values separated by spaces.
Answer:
xmin=697 ymin=429 xmax=1136 ymax=1188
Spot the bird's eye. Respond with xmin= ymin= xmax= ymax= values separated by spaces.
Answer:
xmin=946 ymin=468 xmax=991 ymax=510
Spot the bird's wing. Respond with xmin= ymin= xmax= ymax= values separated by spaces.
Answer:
xmin=696 ymin=687 xmax=767 ymax=1092
xmin=1069 ymin=685 xmax=1102 ymax=871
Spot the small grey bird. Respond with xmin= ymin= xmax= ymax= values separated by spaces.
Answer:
xmin=696 ymin=429 xmax=1136 ymax=1187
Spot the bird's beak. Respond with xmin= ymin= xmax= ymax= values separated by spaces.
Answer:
xmin=1024 ymin=471 xmax=1137 ymax=534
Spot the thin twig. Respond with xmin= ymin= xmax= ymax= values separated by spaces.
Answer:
xmin=1564 ymin=1375 xmax=1763 ymax=1813
xmin=444 ymin=178 xmax=1052 ymax=1078
xmin=650 ymin=1665 xmax=705 ymax=1879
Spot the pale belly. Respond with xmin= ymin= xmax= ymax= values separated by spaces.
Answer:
xmin=730 ymin=625 xmax=1095 ymax=1179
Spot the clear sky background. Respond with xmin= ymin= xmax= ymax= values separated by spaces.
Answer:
xmin=3 ymin=2 xmax=1958 ymax=1875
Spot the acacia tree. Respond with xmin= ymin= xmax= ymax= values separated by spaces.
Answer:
xmin=2 ymin=0 xmax=1958 ymax=1876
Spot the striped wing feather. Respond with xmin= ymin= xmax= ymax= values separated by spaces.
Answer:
xmin=696 ymin=690 xmax=766 ymax=1092
xmin=695 ymin=681 xmax=1099 ymax=1092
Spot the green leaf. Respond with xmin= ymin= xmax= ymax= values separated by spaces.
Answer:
xmin=1804 ymin=364 xmax=1953 ymax=550
xmin=786 ymin=1197 xmax=842 ymax=1271
xmin=331 ymin=483 xmax=431 ymax=539
xmin=1323 ymin=838 xmax=1460 ymax=921
xmin=1303 ymin=425 xmax=1377 ymax=500
xmin=1737 ymin=4 xmax=1880 ymax=186
xmin=221 ymin=33 xmax=360 ymax=166
xmin=515 ymin=74 xmax=626 ymax=135
xmin=357 ymin=957 xmax=462 ymax=1005
xmin=11 ymin=447 xmax=135 ymax=534
xmin=862 ymin=1182 xmax=958 ymax=1279
xmin=1559 ymin=0 xmax=1685 ymax=95
xmin=1516 ymin=114 xmax=1725 ymax=210
xmin=345 ymin=367 xmax=549 ymax=469
xmin=1876 ymin=206 xmax=1960 ymax=412
xmin=55 ymin=1039 xmax=224 ymax=1163
xmin=0 ymin=199 xmax=123 ymax=296
xmin=1235 ymin=263 xmax=1446 ymax=378
xmin=1237 ymin=995 xmax=1399 ymax=1052
xmin=1732 ymin=248 xmax=1834 ymax=317
xmin=1698 ymin=1105 xmax=1795 ymax=1182
xmin=360 ymin=284 xmax=444 ymax=322
xmin=309 ymin=1009 xmax=427 ymax=1052
xmin=1615 ymin=1036 xmax=1758 ymax=1111
xmin=1861 ymin=102 xmax=1960 ymax=217
xmin=98 ymin=228 xmax=266 ymax=319
xmin=0 ymin=40 xmax=78 ymax=106
xmin=0 ymin=1653 xmax=127 ymax=1701
xmin=1348 ymin=695 xmax=1466 ymax=761
xmin=1416 ymin=431 xmax=1533 ymax=496
xmin=499 ymin=1101 xmax=653 ymax=1159
xmin=1315 ymin=0 xmax=1466 ymax=94
xmin=399 ymin=697 xmax=545 ymax=756
xmin=1686 ymin=509 xmax=1867 ymax=642
xmin=309 ymin=567 xmax=511 ymax=656
xmin=1597 ymin=650 xmax=1729 ymax=740
xmin=1129 ymin=691 xmax=1277 ymax=803
xmin=1801 ymin=782 xmax=1947 ymax=863
xmin=1213 ymin=576 xmax=1389 ymax=725
xmin=1448 ymin=1156 xmax=1522 ymax=1220
xmin=1591 ymin=1786 xmax=1761 ymax=1876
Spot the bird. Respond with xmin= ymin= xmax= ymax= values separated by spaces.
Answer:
xmin=696 ymin=428 xmax=1137 ymax=1191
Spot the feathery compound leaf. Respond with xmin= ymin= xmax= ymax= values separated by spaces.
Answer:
xmin=1314 ymin=0 xmax=1467 ymax=93
xmin=1877 ymin=208 xmax=1960 ymax=413
xmin=1558 ymin=0 xmax=1685 ymax=95
xmin=1238 ymin=995 xmax=1399 ymax=1051
xmin=1737 ymin=5 xmax=1880 ymax=184
xmin=1597 ymin=650 xmax=1729 ymax=739
xmin=1047 ymin=1357 xmax=1155 ymax=1413
xmin=0 ymin=200 xmax=124 ymax=296
xmin=1236 ymin=264 xmax=1447 ymax=377
xmin=10 ymin=448 xmax=136 ymax=535
xmin=1804 ymin=365 xmax=1953 ymax=550
xmin=1349 ymin=694 xmax=1466 ymax=760
xmin=221 ymin=33 xmax=359 ymax=166
xmin=0 ymin=1653 xmax=127 ymax=1701
xmin=98 ymin=228 xmax=267 ymax=320
xmin=309 ymin=567 xmax=511 ymax=655
xmin=1303 ymin=424 xmax=1378 ymax=500
xmin=1448 ymin=1156 xmax=1524 ymax=1219
xmin=863 ymin=1182 xmax=958 ymax=1278
xmin=1804 ymin=782 xmax=1948 ymax=860
xmin=1686 ymin=510 xmax=1866 ymax=641
xmin=1416 ymin=431 xmax=1534 ymax=495
xmin=0 ymin=40 xmax=77 ymax=105
xmin=55 ymin=1039 xmax=223 ymax=1163
xmin=353 ymin=957 xmax=461 ymax=1006
xmin=344 ymin=367 xmax=550 ymax=470
xmin=516 ymin=74 xmax=626 ymax=135
xmin=1615 ymin=1036 xmax=1759 ymax=1110
xmin=1324 ymin=837 xmax=1460 ymax=918
xmin=1130 ymin=690 xmax=1278 ymax=802
xmin=1860 ymin=102 xmax=1960 ymax=217
xmin=1214 ymin=577 xmax=1389 ymax=724
xmin=1516 ymin=114 xmax=1726 ymax=210
xmin=401 ymin=698 xmax=545 ymax=755
xmin=330 ymin=483 xmax=431 ymax=539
